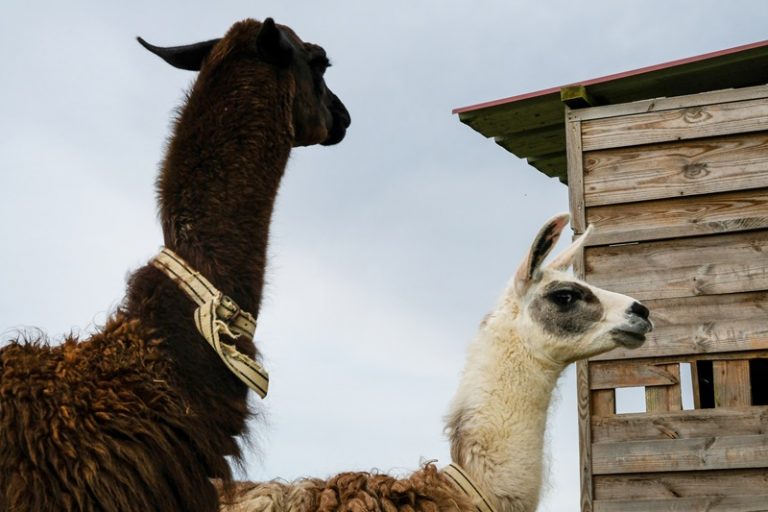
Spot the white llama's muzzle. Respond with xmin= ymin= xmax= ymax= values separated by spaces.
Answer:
xmin=610 ymin=301 xmax=653 ymax=348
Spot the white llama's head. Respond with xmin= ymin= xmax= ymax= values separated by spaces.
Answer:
xmin=503 ymin=212 xmax=652 ymax=366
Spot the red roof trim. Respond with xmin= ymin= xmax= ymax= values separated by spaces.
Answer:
xmin=453 ymin=38 xmax=768 ymax=115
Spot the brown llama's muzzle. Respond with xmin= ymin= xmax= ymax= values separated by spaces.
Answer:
xmin=322 ymin=93 xmax=351 ymax=146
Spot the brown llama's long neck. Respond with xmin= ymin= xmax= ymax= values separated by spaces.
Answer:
xmin=159 ymin=61 xmax=294 ymax=317
xmin=446 ymin=315 xmax=564 ymax=512
xmin=118 ymin=62 xmax=295 ymax=470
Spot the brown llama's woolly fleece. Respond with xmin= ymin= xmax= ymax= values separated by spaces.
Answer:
xmin=217 ymin=464 xmax=475 ymax=512
xmin=1 ymin=17 xmax=349 ymax=512
xmin=0 ymin=314 xmax=237 ymax=510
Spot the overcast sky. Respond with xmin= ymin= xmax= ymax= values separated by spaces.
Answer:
xmin=2 ymin=1 xmax=767 ymax=510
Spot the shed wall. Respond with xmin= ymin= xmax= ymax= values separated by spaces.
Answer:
xmin=567 ymin=84 xmax=768 ymax=512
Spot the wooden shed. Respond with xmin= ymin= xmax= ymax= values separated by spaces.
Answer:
xmin=454 ymin=40 xmax=768 ymax=511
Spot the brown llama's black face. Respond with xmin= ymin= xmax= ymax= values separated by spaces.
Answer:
xmin=277 ymin=25 xmax=351 ymax=147
xmin=137 ymin=18 xmax=350 ymax=147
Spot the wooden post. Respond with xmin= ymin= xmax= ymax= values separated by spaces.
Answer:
xmin=565 ymin=107 xmax=586 ymax=235
xmin=577 ymin=361 xmax=595 ymax=512
xmin=645 ymin=364 xmax=683 ymax=412
xmin=561 ymin=85 xmax=596 ymax=109
xmin=713 ymin=360 xmax=752 ymax=407
xmin=591 ymin=389 xmax=616 ymax=416
xmin=566 ymin=104 xmax=595 ymax=512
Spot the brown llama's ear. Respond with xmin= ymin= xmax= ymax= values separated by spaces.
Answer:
xmin=514 ymin=213 xmax=570 ymax=296
xmin=136 ymin=37 xmax=220 ymax=71
xmin=256 ymin=18 xmax=293 ymax=67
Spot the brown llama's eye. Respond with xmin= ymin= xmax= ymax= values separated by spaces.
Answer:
xmin=312 ymin=57 xmax=331 ymax=75
xmin=310 ymin=59 xmax=330 ymax=93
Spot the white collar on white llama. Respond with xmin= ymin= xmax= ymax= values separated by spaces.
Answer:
xmin=442 ymin=463 xmax=497 ymax=512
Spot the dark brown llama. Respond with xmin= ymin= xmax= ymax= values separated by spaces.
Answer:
xmin=0 ymin=18 xmax=350 ymax=512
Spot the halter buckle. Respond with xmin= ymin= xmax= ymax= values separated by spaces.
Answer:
xmin=218 ymin=295 xmax=242 ymax=325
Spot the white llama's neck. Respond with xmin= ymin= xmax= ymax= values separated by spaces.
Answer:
xmin=446 ymin=310 xmax=564 ymax=512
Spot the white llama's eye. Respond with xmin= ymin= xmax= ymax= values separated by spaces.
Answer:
xmin=548 ymin=290 xmax=579 ymax=307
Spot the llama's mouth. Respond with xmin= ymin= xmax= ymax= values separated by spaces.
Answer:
xmin=322 ymin=121 xmax=348 ymax=145
xmin=610 ymin=318 xmax=652 ymax=349
xmin=611 ymin=329 xmax=647 ymax=349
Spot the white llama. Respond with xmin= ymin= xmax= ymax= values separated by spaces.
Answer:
xmin=218 ymin=213 xmax=652 ymax=512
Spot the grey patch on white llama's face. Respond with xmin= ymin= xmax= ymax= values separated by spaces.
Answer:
xmin=529 ymin=280 xmax=605 ymax=337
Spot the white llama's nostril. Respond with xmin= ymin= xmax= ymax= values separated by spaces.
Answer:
xmin=629 ymin=301 xmax=650 ymax=321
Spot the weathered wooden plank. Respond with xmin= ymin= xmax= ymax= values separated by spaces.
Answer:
xmin=693 ymin=352 xmax=768 ymax=362
xmin=585 ymin=230 xmax=768 ymax=292
xmin=584 ymin=187 xmax=768 ymax=246
xmin=645 ymin=364 xmax=682 ymax=413
xmin=566 ymin=112 xmax=587 ymax=234
xmin=592 ymin=389 xmax=616 ymax=416
xmin=577 ymin=360 xmax=594 ymax=512
xmin=590 ymin=361 xmax=679 ymax=389
xmin=591 ymin=406 xmax=768 ymax=444
xmin=581 ymin=97 xmax=768 ymax=151
xmin=593 ymin=495 xmax=768 ymax=512
xmin=594 ymin=322 xmax=768 ymax=361
xmin=583 ymin=132 xmax=768 ymax=207
xmin=585 ymin=231 xmax=768 ymax=301
xmin=594 ymin=468 xmax=768 ymax=501
xmin=592 ymin=434 xmax=768 ymax=474
xmin=570 ymin=84 xmax=768 ymax=122
xmin=645 ymin=292 xmax=768 ymax=328
xmin=590 ymin=292 xmax=768 ymax=361
xmin=714 ymin=360 xmax=752 ymax=407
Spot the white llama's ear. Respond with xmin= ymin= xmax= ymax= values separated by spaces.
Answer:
xmin=514 ymin=213 xmax=570 ymax=295
xmin=546 ymin=224 xmax=593 ymax=271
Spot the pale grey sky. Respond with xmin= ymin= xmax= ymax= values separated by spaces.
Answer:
xmin=2 ymin=1 xmax=767 ymax=510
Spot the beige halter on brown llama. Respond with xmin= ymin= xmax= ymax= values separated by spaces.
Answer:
xmin=217 ymin=213 xmax=652 ymax=512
